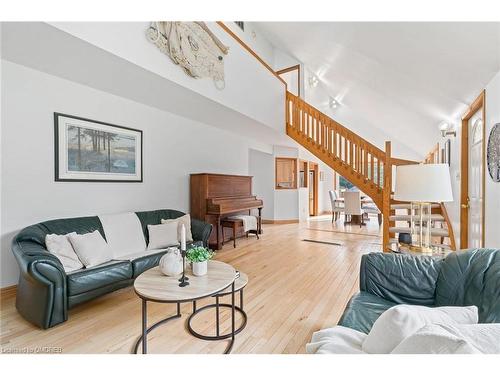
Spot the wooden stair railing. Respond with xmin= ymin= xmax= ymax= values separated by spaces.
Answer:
xmin=285 ymin=91 xmax=397 ymax=250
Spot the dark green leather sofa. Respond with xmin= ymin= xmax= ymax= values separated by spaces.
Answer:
xmin=338 ymin=249 xmax=500 ymax=333
xmin=11 ymin=209 xmax=212 ymax=329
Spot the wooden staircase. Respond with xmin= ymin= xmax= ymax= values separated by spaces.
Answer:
xmin=285 ymin=91 xmax=456 ymax=251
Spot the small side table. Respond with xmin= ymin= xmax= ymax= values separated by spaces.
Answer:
xmin=188 ymin=272 xmax=248 ymax=340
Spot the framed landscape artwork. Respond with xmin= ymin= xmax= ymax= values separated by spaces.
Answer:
xmin=54 ymin=113 xmax=143 ymax=182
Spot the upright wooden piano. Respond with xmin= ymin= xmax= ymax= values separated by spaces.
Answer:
xmin=190 ymin=173 xmax=263 ymax=249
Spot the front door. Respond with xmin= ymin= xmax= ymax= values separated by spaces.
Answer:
xmin=468 ymin=113 xmax=484 ymax=248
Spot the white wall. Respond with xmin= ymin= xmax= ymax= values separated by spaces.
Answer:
xmin=304 ymin=75 xmax=423 ymax=161
xmin=441 ymin=70 xmax=500 ymax=249
xmin=0 ymin=61 xmax=272 ymax=287
xmin=249 ymin=149 xmax=275 ymax=220
xmin=224 ymin=22 xmax=275 ymax=67
xmin=49 ymin=22 xmax=285 ymax=135
xmin=273 ymin=146 xmax=299 ymax=220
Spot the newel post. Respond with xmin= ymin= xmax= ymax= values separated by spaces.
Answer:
xmin=382 ymin=141 xmax=392 ymax=252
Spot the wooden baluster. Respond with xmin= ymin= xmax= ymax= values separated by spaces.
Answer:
xmin=332 ymin=127 xmax=337 ymax=158
xmin=363 ymin=145 xmax=368 ymax=180
xmin=314 ymin=113 xmax=318 ymax=145
xmin=301 ymin=105 xmax=310 ymax=138
xmin=349 ymin=135 xmax=354 ymax=169
xmin=322 ymin=116 xmax=326 ymax=151
xmin=382 ymin=141 xmax=392 ymax=252
xmin=298 ymin=101 xmax=302 ymax=135
xmin=324 ymin=117 xmax=328 ymax=152
xmin=377 ymin=158 xmax=381 ymax=188
xmin=342 ymin=134 xmax=346 ymax=164
xmin=285 ymin=93 xmax=291 ymax=125
xmin=370 ymin=152 xmax=374 ymax=182
xmin=316 ymin=112 xmax=320 ymax=147
xmin=354 ymin=141 xmax=358 ymax=172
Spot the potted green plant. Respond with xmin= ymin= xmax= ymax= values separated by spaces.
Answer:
xmin=186 ymin=246 xmax=214 ymax=276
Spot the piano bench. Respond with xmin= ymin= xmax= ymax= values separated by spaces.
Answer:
xmin=221 ymin=218 xmax=259 ymax=248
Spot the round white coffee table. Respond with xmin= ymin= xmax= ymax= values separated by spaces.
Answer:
xmin=133 ymin=260 xmax=237 ymax=354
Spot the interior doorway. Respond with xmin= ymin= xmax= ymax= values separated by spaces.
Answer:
xmin=308 ymin=162 xmax=319 ymax=216
xmin=461 ymin=90 xmax=486 ymax=248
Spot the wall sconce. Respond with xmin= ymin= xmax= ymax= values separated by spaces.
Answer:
xmin=439 ymin=122 xmax=456 ymax=137
xmin=308 ymin=75 xmax=319 ymax=88
xmin=329 ymin=97 xmax=339 ymax=109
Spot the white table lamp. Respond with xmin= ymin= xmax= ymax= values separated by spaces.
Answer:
xmin=394 ymin=164 xmax=453 ymax=252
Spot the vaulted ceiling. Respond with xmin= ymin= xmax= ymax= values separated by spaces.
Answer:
xmin=256 ymin=22 xmax=500 ymax=158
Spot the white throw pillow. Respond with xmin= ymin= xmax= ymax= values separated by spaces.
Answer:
xmin=391 ymin=323 xmax=489 ymax=354
xmin=45 ymin=232 xmax=84 ymax=272
xmin=147 ymin=222 xmax=179 ymax=250
xmin=362 ymin=304 xmax=478 ymax=354
xmin=68 ymin=230 xmax=112 ymax=268
xmin=99 ymin=212 xmax=147 ymax=258
xmin=161 ymin=214 xmax=193 ymax=242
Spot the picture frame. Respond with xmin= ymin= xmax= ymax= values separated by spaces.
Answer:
xmin=54 ymin=113 xmax=143 ymax=182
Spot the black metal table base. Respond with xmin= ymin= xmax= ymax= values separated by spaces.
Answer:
xmin=187 ymin=300 xmax=247 ymax=340
xmin=133 ymin=281 xmax=238 ymax=354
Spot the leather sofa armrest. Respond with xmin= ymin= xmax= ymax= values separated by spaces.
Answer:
xmin=12 ymin=238 xmax=68 ymax=329
xmin=190 ymin=218 xmax=213 ymax=248
xmin=359 ymin=252 xmax=442 ymax=306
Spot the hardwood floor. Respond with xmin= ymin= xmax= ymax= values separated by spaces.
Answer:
xmin=0 ymin=215 xmax=382 ymax=354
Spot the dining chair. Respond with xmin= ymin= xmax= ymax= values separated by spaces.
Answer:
xmin=344 ymin=191 xmax=365 ymax=227
xmin=329 ymin=190 xmax=344 ymax=223
xmin=362 ymin=201 xmax=382 ymax=225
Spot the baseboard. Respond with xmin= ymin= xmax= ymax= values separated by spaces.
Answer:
xmin=262 ymin=219 xmax=299 ymax=224
xmin=0 ymin=285 xmax=17 ymax=299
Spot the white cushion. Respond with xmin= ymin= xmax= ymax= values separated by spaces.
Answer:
xmin=161 ymin=214 xmax=193 ymax=242
xmin=68 ymin=230 xmax=112 ymax=267
xmin=362 ymin=305 xmax=478 ymax=354
xmin=391 ymin=324 xmax=483 ymax=354
xmin=452 ymin=323 xmax=500 ymax=353
xmin=99 ymin=212 xmax=146 ymax=258
xmin=306 ymin=326 xmax=367 ymax=354
xmin=114 ymin=248 xmax=167 ymax=261
xmin=45 ymin=232 xmax=84 ymax=272
xmin=147 ymin=222 xmax=179 ymax=250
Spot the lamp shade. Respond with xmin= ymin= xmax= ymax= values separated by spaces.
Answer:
xmin=394 ymin=164 xmax=453 ymax=202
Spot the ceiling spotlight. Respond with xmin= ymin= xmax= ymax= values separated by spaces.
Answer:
xmin=308 ymin=75 xmax=319 ymax=88
xmin=439 ymin=122 xmax=456 ymax=137
xmin=329 ymin=97 xmax=338 ymax=109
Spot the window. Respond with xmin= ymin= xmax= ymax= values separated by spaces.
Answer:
xmin=275 ymin=157 xmax=297 ymax=189
xmin=472 ymin=118 xmax=483 ymax=145
xmin=339 ymin=175 xmax=354 ymax=190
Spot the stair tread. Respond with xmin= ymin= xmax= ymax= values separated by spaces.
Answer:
xmin=389 ymin=214 xmax=445 ymax=221
xmin=391 ymin=203 xmax=441 ymax=209
xmin=389 ymin=227 xmax=449 ymax=236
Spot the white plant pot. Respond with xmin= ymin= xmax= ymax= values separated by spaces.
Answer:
xmin=192 ymin=261 xmax=208 ymax=276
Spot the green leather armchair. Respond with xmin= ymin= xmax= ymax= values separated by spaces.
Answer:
xmin=11 ymin=209 xmax=212 ymax=329
xmin=339 ymin=249 xmax=500 ymax=334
